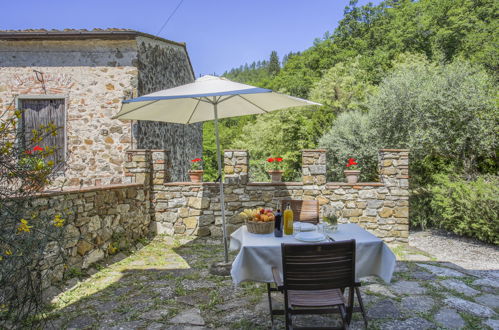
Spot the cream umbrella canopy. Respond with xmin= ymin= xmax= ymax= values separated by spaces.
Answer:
xmin=113 ymin=75 xmax=321 ymax=262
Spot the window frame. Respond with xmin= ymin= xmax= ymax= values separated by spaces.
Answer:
xmin=16 ymin=94 xmax=68 ymax=168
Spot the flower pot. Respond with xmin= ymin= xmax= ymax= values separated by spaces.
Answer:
xmin=188 ymin=170 xmax=204 ymax=183
xmin=268 ymin=170 xmax=284 ymax=182
xmin=344 ymin=170 xmax=361 ymax=184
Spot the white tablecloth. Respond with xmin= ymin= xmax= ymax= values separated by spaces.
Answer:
xmin=230 ymin=223 xmax=396 ymax=285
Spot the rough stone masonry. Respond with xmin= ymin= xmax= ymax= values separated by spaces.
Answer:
xmin=126 ymin=148 xmax=410 ymax=243
xmin=0 ymin=29 xmax=201 ymax=187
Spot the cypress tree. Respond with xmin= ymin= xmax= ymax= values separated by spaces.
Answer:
xmin=268 ymin=50 xmax=280 ymax=76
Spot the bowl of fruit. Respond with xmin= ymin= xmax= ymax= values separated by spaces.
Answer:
xmin=240 ymin=208 xmax=275 ymax=234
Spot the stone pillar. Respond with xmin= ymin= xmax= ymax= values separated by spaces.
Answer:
xmin=151 ymin=150 xmax=170 ymax=186
xmin=379 ymin=149 xmax=409 ymax=190
xmin=302 ymin=149 xmax=327 ymax=185
xmin=379 ymin=149 xmax=410 ymax=242
xmin=124 ymin=149 xmax=152 ymax=187
xmin=224 ymin=150 xmax=249 ymax=184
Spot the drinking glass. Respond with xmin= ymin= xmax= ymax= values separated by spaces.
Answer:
xmin=322 ymin=208 xmax=338 ymax=234
xmin=316 ymin=222 xmax=325 ymax=234
xmin=293 ymin=222 xmax=301 ymax=236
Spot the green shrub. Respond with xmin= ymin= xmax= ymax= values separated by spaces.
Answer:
xmin=430 ymin=174 xmax=499 ymax=244
xmin=318 ymin=110 xmax=379 ymax=182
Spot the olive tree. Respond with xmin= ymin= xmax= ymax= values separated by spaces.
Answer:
xmin=369 ymin=56 xmax=497 ymax=177
xmin=319 ymin=55 xmax=497 ymax=229
xmin=319 ymin=110 xmax=380 ymax=181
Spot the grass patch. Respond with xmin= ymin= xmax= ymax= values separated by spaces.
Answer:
xmin=199 ymin=290 xmax=224 ymax=312
xmin=239 ymin=282 xmax=266 ymax=304
xmin=460 ymin=311 xmax=486 ymax=329
xmin=173 ymin=280 xmax=187 ymax=296
xmin=391 ymin=245 xmax=407 ymax=258
xmin=229 ymin=319 xmax=267 ymax=330
xmin=391 ymin=244 xmax=436 ymax=261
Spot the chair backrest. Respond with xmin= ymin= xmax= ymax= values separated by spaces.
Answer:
xmin=281 ymin=240 xmax=356 ymax=291
xmin=281 ymin=200 xmax=319 ymax=224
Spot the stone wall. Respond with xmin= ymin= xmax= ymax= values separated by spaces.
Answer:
xmin=134 ymin=36 xmax=202 ymax=182
xmin=0 ymin=34 xmax=200 ymax=188
xmin=126 ymin=148 xmax=410 ymax=243
xmin=32 ymin=182 xmax=151 ymax=288
xmin=0 ymin=63 xmax=137 ymax=188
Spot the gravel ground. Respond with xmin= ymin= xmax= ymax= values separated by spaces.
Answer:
xmin=410 ymin=229 xmax=499 ymax=272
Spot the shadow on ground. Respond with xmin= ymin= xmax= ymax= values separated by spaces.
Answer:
xmin=38 ymin=235 xmax=498 ymax=330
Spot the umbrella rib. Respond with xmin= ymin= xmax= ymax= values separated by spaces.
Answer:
xmin=112 ymin=100 xmax=160 ymax=119
xmin=237 ymin=94 xmax=269 ymax=113
xmin=186 ymin=98 xmax=201 ymax=124
xmin=195 ymin=97 xmax=214 ymax=104
xmin=217 ymin=94 xmax=238 ymax=104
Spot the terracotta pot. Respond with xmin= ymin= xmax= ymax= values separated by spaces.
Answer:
xmin=344 ymin=170 xmax=361 ymax=184
xmin=188 ymin=170 xmax=204 ymax=183
xmin=268 ymin=170 xmax=284 ymax=182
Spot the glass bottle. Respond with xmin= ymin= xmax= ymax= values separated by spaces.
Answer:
xmin=283 ymin=203 xmax=294 ymax=235
xmin=274 ymin=203 xmax=283 ymax=237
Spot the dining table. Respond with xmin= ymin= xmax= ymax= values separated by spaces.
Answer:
xmin=229 ymin=223 xmax=396 ymax=285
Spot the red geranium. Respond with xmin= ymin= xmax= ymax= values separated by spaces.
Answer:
xmin=266 ymin=157 xmax=283 ymax=171
xmin=24 ymin=146 xmax=44 ymax=154
xmin=346 ymin=158 xmax=359 ymax=169
xmin=190 ymin=158 xmax=203 ymax=170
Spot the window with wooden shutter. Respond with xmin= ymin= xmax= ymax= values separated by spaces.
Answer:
xmin=19 ymin=98 xmax=66 ymax=167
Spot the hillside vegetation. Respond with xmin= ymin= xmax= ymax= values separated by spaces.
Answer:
xmin=202 ymin=0 xmax=498 ymax=242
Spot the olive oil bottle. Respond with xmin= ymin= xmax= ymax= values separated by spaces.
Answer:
xmin=283 ymin=203 xmax=294 ymax=235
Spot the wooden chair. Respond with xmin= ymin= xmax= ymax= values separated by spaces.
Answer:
xmin=281 ymin=199 xmax=319 ymax=224
xmin=271 ymin=240 xmax=356 ymax=330
xmin=353 ymin=281 xmax=368 ymax=328
xmin=267 ymin=266 xmax=368 ymax=328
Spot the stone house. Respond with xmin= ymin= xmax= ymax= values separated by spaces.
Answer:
xmin=0 ymin=29 xmax=202 ymax=187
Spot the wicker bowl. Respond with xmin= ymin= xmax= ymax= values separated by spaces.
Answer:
xmin=245 ymin=219 xmax=275 ymax=234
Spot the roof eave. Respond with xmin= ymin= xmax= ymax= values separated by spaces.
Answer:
xmin=0 ymin=30 xmax=187 ymax=48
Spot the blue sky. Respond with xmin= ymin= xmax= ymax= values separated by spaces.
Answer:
xmin=1 ymin=0 xmax=381 ymax=76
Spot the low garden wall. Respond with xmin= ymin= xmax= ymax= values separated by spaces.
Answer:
xmin=125 ymin=148 xmax=410 ymax=243
xmin=33 ymin=183 xmax=151 ymax=288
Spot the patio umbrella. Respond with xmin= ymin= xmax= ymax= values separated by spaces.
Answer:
xmin=113 ymin=75 xmax=320 ymax=263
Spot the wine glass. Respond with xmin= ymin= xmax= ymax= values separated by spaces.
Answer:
xmin=322 ymin=208 xmax=338 ymax=234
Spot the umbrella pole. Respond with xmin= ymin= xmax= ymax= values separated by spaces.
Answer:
xmin=213 ymin=101 xmax=229 ymax=263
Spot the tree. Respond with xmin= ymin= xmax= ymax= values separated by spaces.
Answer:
xmin=233 ymin=109 xmax=316 ymax=181
xmin=310 ymin=56 xmax=376 ymax=113
xmin=320 ymin=56 xmax=497 ymax=230
xmin=368 ymin=55 xmax=497 ymax=176
xmin=268 ymin=51 xmax=280 ymax=76
xmin=319 ymin=110 xmax=379 ymax=182
xmin=0 ymin=107 xmax=67 ymax=328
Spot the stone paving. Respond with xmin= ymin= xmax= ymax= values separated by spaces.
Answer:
xmin=41 ymin=235 xmax=499 ymax=330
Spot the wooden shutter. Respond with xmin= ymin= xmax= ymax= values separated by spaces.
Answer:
xmin=20 ymin=99 xmax=65 ymax=165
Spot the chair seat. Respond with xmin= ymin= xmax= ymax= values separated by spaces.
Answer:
xmin=288 ymin=289 xmax=345 ymax=307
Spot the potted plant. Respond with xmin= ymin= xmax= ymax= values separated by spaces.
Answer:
xmin=188 ymin=158 xmax=203 ymax=183
xmin=344 ymin=158 xmax=360 ymax=184
xmin=267 ymin=157 xmax=284 ymax=182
